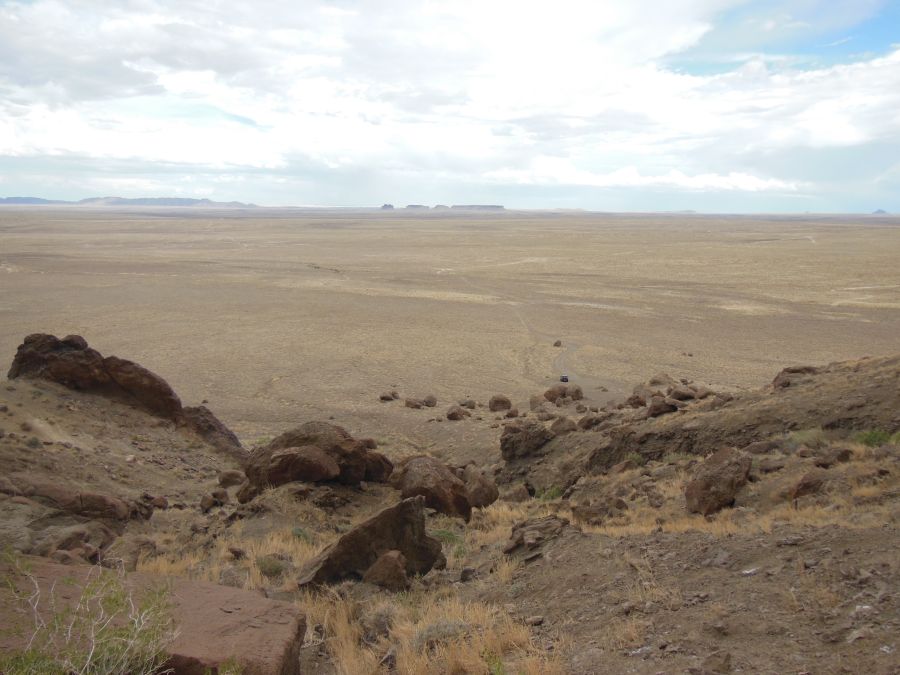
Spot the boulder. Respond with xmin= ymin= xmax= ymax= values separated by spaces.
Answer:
xmin=553 ymin=340 xmax=562 ymax=347
xmin=814 ymin=447 xmax=853 ymax=469
xmin=488 ymin=394 xmax=512 ymax=412
xmin=500 ymin=483 xmax=531 ymax=502
xmin=422 ymin=395 xmax=437 ymax=408
xmin=390 ymin=456 xmax=472 ymax=521
xmin=648 ymin=396 xmax=678 ymax=418
xmin=243 ymin=421 xmax=384 ymax=490
xmin=550 ymin=417 xmax=577 ymax=435
xmin=446 ymin=405 xmax=471 ymax=421
xmin=364 ymin=452 xmax=394 ymax=482
xmin=461 ymin=464 xmax=499 ymax=508
xmin=24 ymin=480 xmax=134 ymax=521
xmin=296 ymin=497 xmax=443 ymax=587
xmin=543 ymin=384 xmax=568 ymax=403
xmin=505 ymin=408 xmax=519 ymax=418
xmin=667 ymin=385 xmax=696 ymax=401
xmin=362 ymin=550 xmax=409 ymax=591
xmin=379 ymin=392 xmax=395 ymax=402
xmin=405 ymin=398 xmax=424 ymax=409
xmin=502 ymin=515 xmax=569 ymax=555
xmin=7 ymin=334 xmax=182 ymax=420
xmin=500 ymin=419 xmax=554 ymax=461
xmin=267 ymin=446 xmax=341 ymax=485
xmin=572 ymin=497 xmax=628 ymax=525
xmin=684 ymin=448 xmax=751 ymax=515
xmin=529 ymin=395 xmax=545 ymax=411
xmin=218 ymin=470 xmax=245 ymax=488
xmin=458 ymin=399 xmax=476 ymax=409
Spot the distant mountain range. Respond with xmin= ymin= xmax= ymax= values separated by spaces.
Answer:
xmin=0 ymin=196 xmax=257 ymax=207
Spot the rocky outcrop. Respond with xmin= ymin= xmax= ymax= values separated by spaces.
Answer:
xmin=544 ymin=383 xmax=583 ymax=403
xmin=390 ymin=456 xmax=472 ymax=521
xmin=684 ymin=448 xmax=751 ymax=515
xmin=446 ymin=405 xmax=471 ymax=421
xmin=7 ymin=335 xmax=244 ymax=464
xmin=500 ymin=419 xmax=554 ymax=461
xmin=297 ymin=497 xmax=443 ymax=587
xmin=8 ymin=334 xmax=182 ymax=419
xmin=241 ymin=422 xmax=392 ymax=499
xmin=0 ymin=557 xmax=306 ymax=675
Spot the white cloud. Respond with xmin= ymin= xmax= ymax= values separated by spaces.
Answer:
xmin=0 ymin=0 xmax=898 ymax=208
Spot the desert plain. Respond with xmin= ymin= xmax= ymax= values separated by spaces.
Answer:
xmin=1 ymin=207 xmax=898 ymax=446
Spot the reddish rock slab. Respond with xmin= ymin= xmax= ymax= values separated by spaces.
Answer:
xmin=0 ymin=557 xmax=305 ymax=675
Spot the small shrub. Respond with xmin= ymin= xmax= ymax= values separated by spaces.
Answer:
xmin=255 ymin=555 xmax=288 ymax=579
xmin=25 ymin=437 xmax=41 ymax=449
xmin=624 ymin=451 xmax=646 ymax=467
xmin=291 ymin=526 xmax=310 ymax=543
xmin=536 ymin=486 xmax=563 ymax=501
xmin=0 ymin=553 xmax=174 ymax=675
xmin=855 ymin=430 xmax=891 ymax=447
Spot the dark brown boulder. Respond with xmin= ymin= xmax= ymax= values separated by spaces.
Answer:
xmin=550 ymin=417 xmax=577 ymax=435
xmin=648 ymin=396 xmax=678 ymax=417
xmin=7 ymin=334 xmax=182 ymax=420
xmin=422 ymin=395 xmax=438 ymax=408
xmin=218 ymin=470 xmax=245 ymax=488
xmin=181 ymin=405 xmax=245 ymax=463
xmin=572 ymin=497 xmax=628 ymax=525
xmin=390 ymin=456 xmax=472 ymax=521
xmin=25 ymin=480 xmax=134 ymax=521
xmin=543 ymin=384 xmax=568 ymax=403
xmin=446 ymin=405 xmax=471 ymax=421
xmin=461 ymin=464 xmax=499 ymax=508
xmin=405 ymin=398 xmax=424 ymax=409
xmin=297 ymin=497 xmax=443 ymax=587
xmin=814 ymin=447 xmax=853 ymax=469
xmin=668 ymin=385 xmax=696 ymax=401
xmin=500 ymin=419 xmax=553 ymax=461
xmin=379 ymin=392 xmax=395 ymax=401
xmin=684 ymin=448 xmax=751 ymax=515
xmin=262 ymin=421 xmax=373 ymax=485
xmin=788 ymin=469 xmax=829 ymax=500
xmin=364 ymin=451 xmax=394 ymax=482
xmin=362 ymin=550 xmax=409 ymax=591
xmin=489 ymin=394 xmax=512 ymax=412
xmin=267 ymin=446 xmax=341 ymax=485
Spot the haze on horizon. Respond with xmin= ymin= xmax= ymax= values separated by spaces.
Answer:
xmin=1 ymin=0 xmax=899 ymax=213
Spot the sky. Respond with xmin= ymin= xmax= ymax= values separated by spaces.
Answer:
xmin=0 ymin=0 xmax=899 ymax=211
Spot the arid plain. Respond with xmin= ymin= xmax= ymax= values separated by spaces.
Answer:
xmin=1 ymin=207 xmax=898 ymax=450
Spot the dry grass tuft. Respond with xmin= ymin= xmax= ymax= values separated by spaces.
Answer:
xmin=299 ymin=586 xmax=562 ymax=674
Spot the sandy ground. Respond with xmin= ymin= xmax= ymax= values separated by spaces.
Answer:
xmin=1 ymin=207 xmax=899 ymax=448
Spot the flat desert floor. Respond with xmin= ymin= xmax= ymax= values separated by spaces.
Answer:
xmin=2 ymin=207 xmax=899 ymax=452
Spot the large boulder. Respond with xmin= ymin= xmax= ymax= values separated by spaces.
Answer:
xmin=7 ymin=334 xmax=182 ymax=419
xmin=390 ymin=456 xmax=472 ymax=521
xmin=460 ymin=464 xmax=499 ymax=508
xmin=266 ymin=446 xmax=341 ymax=485
xmin=684 ymin=448 xmax=752 ymax=515
xmin=297 ymin=497 xmax=443 ymax=587
xmin=500 ymin=419 xmax=554 ymax=461
xmin=243 ymin=421 xmax=391 ymax=494
xmin=502 ymin=515 xmax=570 ymax=555
xmin=362 ymin=550 xmax=409 ymax=591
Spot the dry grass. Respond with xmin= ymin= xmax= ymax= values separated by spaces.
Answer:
xmin=299 ymin=586 xmax=563 ymax=674
xmin=597 ymin=617 xmax=651 ymax=651
xmin=138 ymin=522 xmax=324 ymax=591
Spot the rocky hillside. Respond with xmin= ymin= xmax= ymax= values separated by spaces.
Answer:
xmin=1 ymin=334 xmax=898 ymax=674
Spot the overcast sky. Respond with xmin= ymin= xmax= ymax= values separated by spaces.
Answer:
xmin=1 ymin=0 xmax=899 ymax=211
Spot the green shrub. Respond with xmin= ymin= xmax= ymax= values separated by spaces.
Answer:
xmin=624 ymin=451 xmax=646 ymax=467
xmin=536 ymin=486 xmax=563 ymax=501
xmin=0 ymin=553 xmax=174 ymax=675
xmin=430 ymin=529 xmax=463 ymax=546
xmin=855 ymin=429 xmax=891 ymax=447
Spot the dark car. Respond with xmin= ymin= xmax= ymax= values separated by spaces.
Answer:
xmin=560 ymin=375 xmax=569 ymax=383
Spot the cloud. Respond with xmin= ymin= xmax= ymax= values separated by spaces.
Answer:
xmin=0 ymin=0 xmax=898 ymax=209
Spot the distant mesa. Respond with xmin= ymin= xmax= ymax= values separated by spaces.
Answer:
xmin=381 ymin=203 xmax=394 ymax=210
xmin=871 ymin=209 xmax=889 ymax=215
xmin=433 ymin=204 xmax=449 ymax=210
xmin=0 ymin=196 xmax=256 ymax=208
xmin=405 ymin=204 xmax=429 ymax=210
xmin=451 ymin=205 xmax=505 ymax=211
